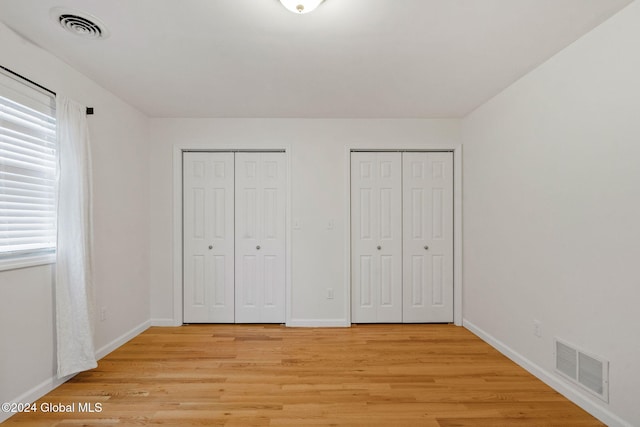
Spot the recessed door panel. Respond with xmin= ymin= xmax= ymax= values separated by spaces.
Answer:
xmin=411 ymin=255 xmax=424 ymax=306
xmin=213 ymin=189 xmax=227 ymax=239
xmin=264 ymin=255 xmax=277 ymax=306
xmin=192 ymin=255 xmax=205 ymax=306
xmin=359 ymin=189 xmax=372 ymax=239
xmin=360 ymin=255 xmax=373 ymax=307
xmin=242 ymin=255 xmax=257 ymax=306
xmin=264 ymin=189 xmax=278 ymax=239
xmin=380 ymin=255 xmax=393 ymax=306
xmin=242 ymin=188 xmax=257 ymax=239
xmin=212 ymin=256 xmax=226 ymax=306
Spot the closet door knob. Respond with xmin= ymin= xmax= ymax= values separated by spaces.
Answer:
xmin=256 ymin=245 xmax=261 ymax=250
xmin=424 ymin=245 xmax=429 ymax=250
xmin=208 ymin=245 xmax=213 ymax=250
xmin=377 ymin=245 xmax=382 ymax=250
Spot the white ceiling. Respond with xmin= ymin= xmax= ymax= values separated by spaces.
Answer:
xmin=0 ymin=0 xmax=632 ymax=118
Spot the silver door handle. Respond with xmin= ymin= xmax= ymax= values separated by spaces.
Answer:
xmin=424 ymin=245 xmax=429 ymax=250
xmin=256 ymin=245 xmax=261 ymax=250
xmin=209 ymin=245 xmax=213 ymax=250
xmin=377 ymin=245 xmax=381 ymax=250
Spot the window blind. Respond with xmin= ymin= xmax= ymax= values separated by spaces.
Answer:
xmin=0 ymin=69 xmax=56 ymax=257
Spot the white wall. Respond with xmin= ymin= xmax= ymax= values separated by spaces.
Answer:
xmin=461 ymin=2 xmax=640 ymax=426
xmin=149 ymin=119 xmax=460 ymax=325
xmin=0 ymin=22 xmax=150 ymax=419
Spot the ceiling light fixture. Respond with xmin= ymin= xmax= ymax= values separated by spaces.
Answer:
xmin=279 ymin=0 xmax=324 ymax=14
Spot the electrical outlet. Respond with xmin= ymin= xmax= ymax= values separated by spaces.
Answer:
xmin=327 ymin=288 xmax=334 ymax=299
xmin=100 ymin=307 xmax=107 ymax=322
xmin=533 ymin=320 xmax=542 ymax=338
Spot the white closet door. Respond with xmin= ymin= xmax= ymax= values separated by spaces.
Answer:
xmin=183 ymin=152 xmax=235 ymax=323
xmin=235 ymin=152 xmax=286 ymax=323
xmin=402 ymin=152 xmax=453 ymax=322
xmin=351 ymin=152 xmax=403 ymax=323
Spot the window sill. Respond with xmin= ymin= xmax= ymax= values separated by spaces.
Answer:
xmin=0 ymin=253 xmax=56 ymax=272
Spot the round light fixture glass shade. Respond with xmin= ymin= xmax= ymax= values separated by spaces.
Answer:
xmin=279 ymin=0 xmax=324 ymax=14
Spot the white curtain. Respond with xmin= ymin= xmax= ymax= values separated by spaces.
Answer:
xmin=55 ymin=95 xmax=97 ymax=378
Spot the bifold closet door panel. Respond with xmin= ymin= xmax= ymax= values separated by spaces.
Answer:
xmin=402 ymin=152 xmax=453 ymax=322
xmin=351 ymin=152 xmax=403 ymax=323
xmin=235 ymin=152 xmax=286 ymax=323
xmin=183 ymin=152 xmax=235 ymax=323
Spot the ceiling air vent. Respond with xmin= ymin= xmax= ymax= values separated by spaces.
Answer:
xmin=50 ymin=8 xmax=109 ymax=40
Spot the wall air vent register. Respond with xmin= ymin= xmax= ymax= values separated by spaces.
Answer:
xmin=555 ymin=338 xmax=609 ymax=402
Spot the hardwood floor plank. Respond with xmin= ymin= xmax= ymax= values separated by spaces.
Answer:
xmin=3 ymin=325 xmax=604 ymax=426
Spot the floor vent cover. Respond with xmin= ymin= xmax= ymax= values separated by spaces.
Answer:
xmin=554 ymin=338 xmax=609 ymax=402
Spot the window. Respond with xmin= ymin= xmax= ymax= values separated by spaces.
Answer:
xmin=0 ymin=68 xmax=56 ymax=269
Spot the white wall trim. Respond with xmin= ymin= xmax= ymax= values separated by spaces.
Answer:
xmin=463 ymin=319 xmax=633 ymax=427
xmin=284 ymin=145 xmax=293 ymax=327
xmin=344 ymin=143 xmax=463 ymax=326
xmin=343 ymin=146 xmax=353 ymax=325
xmin=0 ymin=373 xmax=73 ymax=423
xmin=151 ymin=318 xmax=182 ymax=327
xmin=287 ymin=318 xmax=350 ymax=327
xmin=172 ymin=143 xmax=293 ymax=326
xmin=453 ymin=145 xmax=463 ymax=326
xmin=172 ymin=146 xmax=183 ymax=326
xmin=95 ymin=319 xmax=151 ymax=360
xmin=0 ymin=319 xmax=151 ymax=424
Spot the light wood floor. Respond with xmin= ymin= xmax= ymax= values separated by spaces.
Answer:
xmin=4 ymin=324 xmax=604 ymax=426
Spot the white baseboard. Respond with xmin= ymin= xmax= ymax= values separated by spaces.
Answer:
xmin=152 ymin=318 xmax=351 ymax=327
xmin=287 ymin=318 xmax=350 ymax=327
xmin=151 ymin=318 xmax=182 ymax=327
xmin=1 ymin=319 xmax=151 ymax=424
xmin=0 ymin=374 xmax=72 ymax=423
xmin=463 ymin=319 xmax=632 ymax=427
xmin=95 ymin=319 xmax=151 ymax=360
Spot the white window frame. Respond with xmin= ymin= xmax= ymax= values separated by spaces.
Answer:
xmin=0 ymin=68 xmax=57 ymax=271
